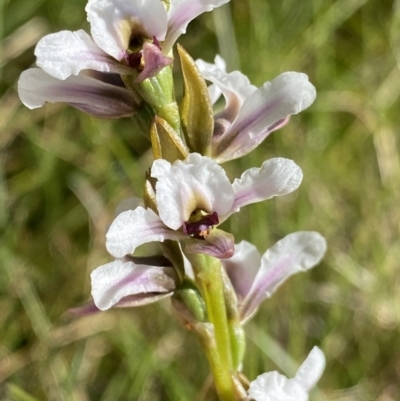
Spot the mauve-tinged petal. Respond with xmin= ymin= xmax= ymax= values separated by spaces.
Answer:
xmin=151 ymin=154 xmax=234 ymax=230
xmin=165 ymin=0 xmax=230 ymax=51
xmin=294 ymin=347 xmax=326 ymax=391
xmin=214 ymin=72 xmax=316 ymax=162
xmin=196 ymin=56 xmax=256 ymax=114
xmin=86 ymin=0 xmax=168 ymax=61
xmin=106 ymin=207 xmax=186 ymax=258
xmin=230 ymin=158 xmax=302 ymax=214
xmin=197 ymin=55 xmax=226 ymax=104
xmin=240 ymin=232 xmax=327 ymax=322
xmin=184 ymin=229 xmax=235 ymax=259
xmin=221 ymin=241 xmax=261 ymax=299
xmin=18 ymin=68 xmax=138 ymax=118
xmin=247 ymin=347 xmax=325 ymax=401
xmin=214 ymin=117 xmax=290 ymax=163
xmin=136 ymin=42 xmax=173 ymax=82
xmin=35 ymin=30 xmax=132 ymax=80
xmin=113 ymin=292 xmax=173 ymax=307
xmin=69 ymin=293 xmax=173 ymax=315
xmin=91 ymin=260 xmax=177 ymax=310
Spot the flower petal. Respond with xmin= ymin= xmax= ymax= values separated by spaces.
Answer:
xmin=214 ymin=72 xmax=316 ymax=162
xmin=247 ymin=371 xmax=308 ymax=401
xmin=105 ymin=207 xmax=186 ymax=258
xmin=197 ymin=55 xmax=227 ymax=104
xmin=230 ymin=158 xmax=303 ymax=214
xmin=247 ymin=347 xmax=325 ymax=401
xmin=197 ymin=56 xmax=256 ymax=145
xmin=34 ymin=30 xmax=132 ymax=80
xmin=221 ymin=241 xmax=261 ymax=299
xmin=136 ymin=42 xmax=173 ymax=82
xmin=151 ymin=154 xmax=234 ymax=230
xmin=86 ymin=0 xmax=168 ymax=61
xmin=91 ymin=260 xmax=177 ymax=310
xmin=114 ymin=292 xmax=174 ymax=307
xmin=165 ymin=0 xmax=230 ymax=51
xmin=294 ymin=347 xmax=326 ymax=391
xmin=184 ymin=229 xmax=235 ymax=259
xmin=240 ymin=232 xmax=327 ymax=322
xmin=196 ymin=56 xmax=256 ymax=118
xmin=18 ymin=68 xmax=138 ymax=118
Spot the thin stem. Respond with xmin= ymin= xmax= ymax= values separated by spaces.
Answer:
xmin=188 ymin=253 xmax=237 ymax=401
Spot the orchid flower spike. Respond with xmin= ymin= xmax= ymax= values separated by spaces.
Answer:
xmin=221 ymin=232 xmax=327 ymax=322
xmin=18 ymin=0 xmax=229 ymax=116
xmin=106 ymin=153 xmax=303 ymax=260
xmin=196 ymin=56 xmax=316 ymax=162
xmin=247 ymin=347 xmax=326 ymax=401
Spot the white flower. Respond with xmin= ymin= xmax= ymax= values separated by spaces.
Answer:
xmin=106 ymin=153 xmax=303 ymax=259
xmin=196 ymin=56 xmax=316 ymax=162
xmin=222 ymin=233 xmax=327 ymax=322
xmin=18 ymin=0 xmax=229 ymax=115
xmin=248 ymin=347 xmax=326 ymax=401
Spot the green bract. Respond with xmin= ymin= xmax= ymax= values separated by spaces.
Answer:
xmin=178 ymin=45 xmax=214 ymax=156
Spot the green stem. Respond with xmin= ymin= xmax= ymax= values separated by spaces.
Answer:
xmin=187 ymin=253 xmax=237 ymax=401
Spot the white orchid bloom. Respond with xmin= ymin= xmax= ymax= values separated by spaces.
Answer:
xmin=18 ymin=0 xmax=229 ymax=116
xmin=196 ymin=56 xmax=317 ymax=162
xmin=247 ymin=347 xmax=326 ymax=401
xmin=222 ymin=233 xmax=327 ymax=322
xmin=106 ymin=153 xmax=303 ymax=259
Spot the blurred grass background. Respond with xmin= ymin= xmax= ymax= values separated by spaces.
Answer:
xmin=1 ymin=0 xmax=400 ymax=400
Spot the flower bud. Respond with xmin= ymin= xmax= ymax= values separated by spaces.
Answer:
xmin=172 ymin=280 xmax=207 ymax=328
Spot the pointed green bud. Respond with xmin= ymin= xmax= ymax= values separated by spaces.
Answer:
xmin=178 ymin=45 xmax=214 ymax=156
xmin=150 ymin=116 xmax=189 ymax=162
xmin=172 ymin=279 xmax=207 ymax=326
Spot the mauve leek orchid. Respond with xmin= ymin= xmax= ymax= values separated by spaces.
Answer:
xmin=196 ymin=56 xmax=317 ymax=163
xmin=18 ymin=0 xmax=229 ymax=117
xmin=106 ymin=153 xmax=303 ymax=260
xmin=84 ymin=232 xmax=325 ymax=314
xmin=221 ymin=232 xmax=327 ymax=323
xmin=247 ymin=346 xmax=326 ymax=401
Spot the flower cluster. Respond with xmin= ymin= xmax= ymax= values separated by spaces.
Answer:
xmin=19 ymin=0 xmax=327 ymax=400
